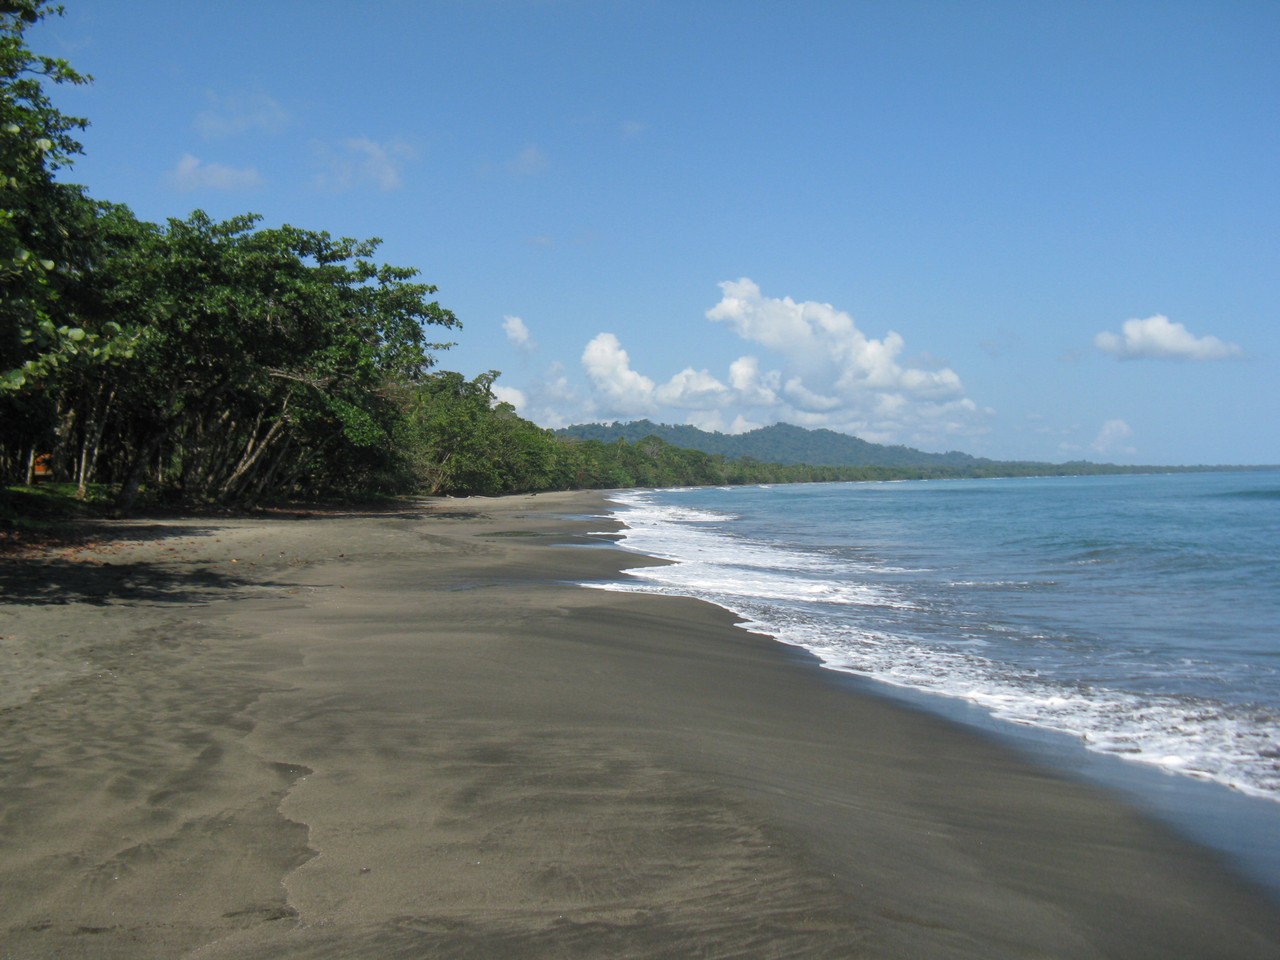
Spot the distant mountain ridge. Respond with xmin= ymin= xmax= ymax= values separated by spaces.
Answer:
xmin=555 ymin=420 xmax=996 ymax=469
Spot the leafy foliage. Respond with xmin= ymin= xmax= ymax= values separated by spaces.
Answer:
xmin=0 ymin=5 xmax=462 ymax=507
xmin=45 ymin=208 xmax=459 ymax=507
xmin=1 ymin=0 xmax=102 ymax=394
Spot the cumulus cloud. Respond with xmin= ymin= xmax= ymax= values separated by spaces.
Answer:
xmin=703 ymin=278 xmax=979 ymax=443
xmin=566 ymin=280 xmax=987 ymax=447
xmin=313 ymin=138 xmax=416 ymax=192
xmin=708 ymin=279 xmax=966 ymax=401
xmin=168 ymin=154 xmax=263 ymax=191
xmin=502 ymin=315 xmax=536 ymax=351
xmin=655 ymin=367 xmax=731 ymax=408
xmin=728 ymin=413 xmax=765 ymax=434
xmin=728 ymin=356 xmax=779 ymax=406
xmin=581 ymin=334 xmax=746 ymax=419
xmin=1094 ymin=315 xmax=1243 ymax=361
xmin=1092 ymin=419 xmax=1136 ymax=455
xmin=196 ymin=90 xmax=290 ymax=139
xmin=783 ymin=377 xmax=843 ymax=412
xmin=491 ymin=384 xmax=527 ymax=409
xmin=581 ymin=333 xmax=657 ymax=416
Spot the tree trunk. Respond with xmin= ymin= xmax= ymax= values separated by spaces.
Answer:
xmin=218 ymin=414 xmax=289 ymax=502
xmin=244 ymin=436 xmax=294 ymax=507
xmin=182 ymin=407 xmax=234 ymax=495
xmin=77 ymin=386 xmax=116 ymax=499
xmin=115 ymin=430 xmax=164 ymax=515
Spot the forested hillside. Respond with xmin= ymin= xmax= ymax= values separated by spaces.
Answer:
xmin=557 ymin=420 xmax=991 ymax=468
xmin=555 ymin=421 xmax=1260 ymax=477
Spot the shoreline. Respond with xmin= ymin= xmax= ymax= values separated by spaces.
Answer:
xmin=2 ymin=491 xmax=1278 ymax=958
xmin=593 ymin=486 xmax=1280 ymax=896
xmin=597 ymin=479 xmax=1280 ymax=897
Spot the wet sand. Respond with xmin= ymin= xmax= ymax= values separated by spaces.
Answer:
xmin=2 ymin=490 xmax=1278 ymax=959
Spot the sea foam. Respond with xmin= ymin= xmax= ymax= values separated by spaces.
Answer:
xmin=589 ymin=483 xmax=1280 ymax=802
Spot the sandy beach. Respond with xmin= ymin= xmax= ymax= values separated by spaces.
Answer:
xmin=2 ymin=490 xmax=1278 ymax=959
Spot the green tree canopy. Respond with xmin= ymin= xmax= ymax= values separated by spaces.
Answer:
xmin=1 ymin=0 xmax=99 ymax=394
xmin=86 ymin=209 xmax=459 ymax=507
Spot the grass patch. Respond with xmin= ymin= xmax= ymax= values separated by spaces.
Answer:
xmin=0 ymin=483 xmax=115 ymax=527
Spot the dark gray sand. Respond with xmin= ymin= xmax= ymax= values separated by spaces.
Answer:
xmin=2 ymin=491 xmax=1278 ymax=958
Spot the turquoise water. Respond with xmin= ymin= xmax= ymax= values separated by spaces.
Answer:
xmin=596 ymin=471 xmax=1280 ymax=889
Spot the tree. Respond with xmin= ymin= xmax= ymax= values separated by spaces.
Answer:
xmin=1 ymin=0 xmax=99 ymax=395
xmin=394 ymin=370 xmax=576 ymax=496
xmin=0 ymin=5 xmax=469 ymax=505
xmin=91 ymin=210 xmax=460 ymax=508
xmin=399 ymin=370 xmax=501 ymax=495
xmin=0 ymin=2 xmax=142 ymax=487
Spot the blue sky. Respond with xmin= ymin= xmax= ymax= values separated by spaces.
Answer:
xmin=35 ymin=1 xmax=1278 ymax=464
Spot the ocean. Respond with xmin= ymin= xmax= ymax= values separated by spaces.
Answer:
xmin=592 ymin=471 xmax=1280 ymax=891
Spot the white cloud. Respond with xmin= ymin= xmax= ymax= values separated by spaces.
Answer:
xmin=168 ymin=153 xmax=263 ymax=191
xmin=620 ymin=119 xmax=647 ymax=139
xmin=655 ymin=367 xmax=731 ymax=408
xmin=707 ymin=279 xmax=819 ymax=355
xmin=313 ymin=138 xmax=416 ymax=192
xmin=1092 ymin=419 xmax=1136 ymax=455
xmin=683 ymin=409 xmax=729 ymax=432
xmin=900 ymin=365 xmax=964 ymax=400
xmin=196 ymin=91 xmax=289 ymax=139
xmin=581 ymin=333 xmax=657 ymax=416
xmin=707 ymin=279 xmax=965 ymax=401
xmin=728 ymin=356 xmax=779 ymax=406
xmin=492 ymin=384 xmax=527 ymax=409
xmin=541 ymin=280 xmax=988 ymax=448
xmin=502 ymin=315 xmax=536 ymax=351
xmin=565 ymin=280 xmax=983 ymax=450
xmin=1094 ymin=314 xmax=1243 ymax=361
xmin=727 ymin=413 xmax=764 ymax=434
xmin=580 ymin=335 xmax=740 ymax=417
xmin=700 ymin=278 xmax=980 ymax=445
xmin=783 ymin=377 xmax=843 ymax=412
